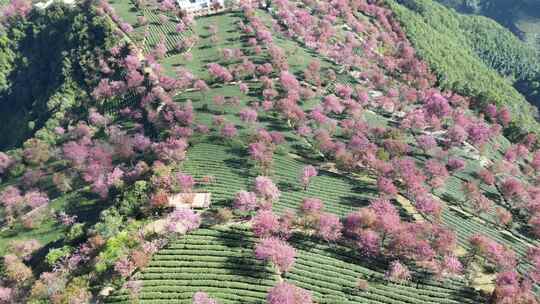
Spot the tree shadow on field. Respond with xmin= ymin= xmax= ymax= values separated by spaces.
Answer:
xmin=223 ymin=157 xmax=252 ymax=176
xmin=289 ymin=143 xmax=320 ymax=162
xmin=64 ymin=191 xmax=109 ymax=226
xmin=338 ymin=196 xmax=371 ymax=209
xmin=214 ymin=229 xmax=275 ymax=280
xmin=29 ymin=238 xmax=64 ymax=274
xmin=258 ymin=115 xmax=290 ymax=132
xmin=449 ymin=286 xmax=486 ymax=304
xmin=222 ymin=145 xmax=254 ymax=179
xmin=199 ymin=45 xmax=213 ymax=50
xmin=290 ymin=233 xmax=389 ymax=272
xmin=439 ymin=193 xmax=462 ymax=208
xmin=277 ymin=181 xmax=297 ymax=192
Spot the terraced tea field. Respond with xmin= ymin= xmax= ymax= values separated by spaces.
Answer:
xmin=107 ymin=226 xmax=483 ymax=304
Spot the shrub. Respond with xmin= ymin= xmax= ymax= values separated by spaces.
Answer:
xmin=117 ymin=181 xmax=149 ymax=217
xmin=67 ymin=223 xmax=86 ymax=241
xmin=3 ymin=254 xmax=33 ymax=284
xmin=46 ymin=246 xmax=74 ymax=266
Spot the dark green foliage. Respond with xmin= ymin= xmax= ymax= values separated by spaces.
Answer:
xmin=93 ymin=209 xmax=125 ymax=239
xmin=0 ymin=3 xmax=115 ymax=150
xmin=459 ymin=15 xmax=539 ymax=80
xmin=116 ymin=181 xmax=149 ymax=217
xmin=0 ymin=34 xmax=15 ymax=92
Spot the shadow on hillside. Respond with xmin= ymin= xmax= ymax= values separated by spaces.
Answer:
xmin=277 ymin=181 xmax=298 ymax=192
xmin=29 ymin=238 xmax=64 ymax=274
xmin=289 ymin=143 xmax=321 ymax=162
xmin=64 ymin=191 xmax=110 ymax=226
xmin=289 ymin=233 xmax=485 ymax=301
xmin=258 ymin=115 xmax=290 ymax=132
xmin=214 ymin=229 xmax=275 ymax=280
xmin=222 ymin=144 xmax=254 ymax=179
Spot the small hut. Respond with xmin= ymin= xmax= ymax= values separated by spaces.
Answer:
xmin=168 ymin=192 xmax=212 ymax=209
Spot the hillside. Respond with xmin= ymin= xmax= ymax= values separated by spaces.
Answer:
xmin=436 ymin=0 xmax=540 ymax=50
xmin=387 ymin=0 xmax=540 ymax=134
xmin=431 ymin=0 xmax=540 ymax=111
xmin=1 ymin=0 xmax=540 ymax=304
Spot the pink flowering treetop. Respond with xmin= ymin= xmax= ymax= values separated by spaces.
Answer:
xmin=0 ymin=186 xmax=22 ymax=210
xmin=0 ymin=152 xmax=14 ymax=175
xmin=2 ymin=0 xmax=32 ymax=19
xmin=369 ymin=198 xmax=402 ymax=235
xmin=442 ymin=254 xmax=463 ymax=277
xmin=254 ymin=176 xmax=280 ymax=204
xmin=492 ymin=271 xmax=535 ymax=304
xmin=153 ymin=138 xmax=188 ymax=164
xmin=385 ymin=260 xmax=411 ymax=283
xmin=239 ymin=107 xmax=258 ymax=124
xmin=299 ymin=165 xmax=317 ymax=190
xmin=266 ymin=282 xmax=313 ymax=304
xmin=192 ymin=292 xmax=218 ymax=304
xmin=23 ymin=190 xmax=49 ymax=209
xmin=279 ymin=71 xmax=300 ymax=92
xmin=248 ymin=141 xmax=273 ymax=175
xmin=234 ymin=191 xmax=258 ymax=212
xmin=166 ymin=208 xmax=201 ymax=234
xmin=220 ymin=123 xmax=238 ymax=139
xmin=424 ymin=159 xmax=449 ymax=189
xmin=423 ymin=93 xmax=452 ymax=119
xmin=252 ymin=210 xmax=280 ymax=238
xmin=207 ymin=63 xmax=233 ymax=83
xmin=0 ymin=286 xmax=12 ymax=303
xmin=255 ymin=237 xmax=296 ymax=273
xmin=176 ymin=174 xmax=195 ymax=193
xmin=468 ymin=234 xmax=517 ymax=271
xmin=114 ymin=256 xmax=135 ymax=278
xmin=497 ymin=106 xmax=512 ymax=127
xmin=300 ymin=198 xmax=324 ymax=215
xmin=499 ymin=178 xmax=524 ymax=204
xmin=416 ymin=134 xmax=437 ymax=153
xmin=377 ymin=176 xmax=397 ymax=198
xmin=316 ymin=212 xmax=343 ymax=241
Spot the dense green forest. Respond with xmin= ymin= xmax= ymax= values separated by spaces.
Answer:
xmin=436 ymin=0 xmax=540 ymax=44
xmin=433 ymin=0 xmax=540 ymax=119
xmin=0 ymin=3 xmax=115 ymax=150
xmin=388 ymin=0 xmax=540 ymax=137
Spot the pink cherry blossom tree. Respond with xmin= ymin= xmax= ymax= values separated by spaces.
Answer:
xmin=255 ymin=237 xmax=296 ymax=273
xmin=299 ymin=165 xmax=317 ymax=190
xmin=266 ymin=282 xmax=313 ymax=304
xmin=192 ymin=292 xmax=218 ymax=304
xmin=316 ymin=212 xmax=343 ymax=242
xmin=254 ymin=176 xmax=280 ymax=205
xmin=385 ymin=260 xmax=411 ymax=283
xmin=252 ymin=210 xmax=280 ymax=238
xmin=234 ymin=191 xmax=258 ymax=212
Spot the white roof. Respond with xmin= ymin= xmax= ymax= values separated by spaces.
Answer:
xmin=35 ymin=0 xmax=75 ymax=9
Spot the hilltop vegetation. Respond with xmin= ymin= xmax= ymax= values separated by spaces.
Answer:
xmin=1 ymin=0 xmax=540 ymax=304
